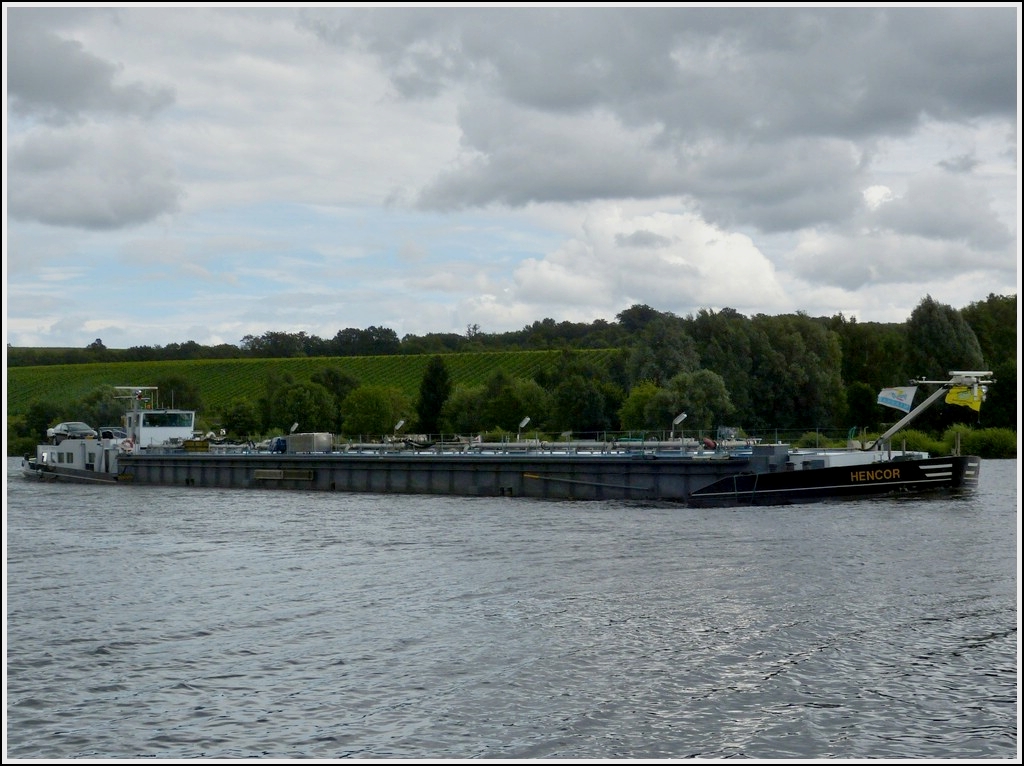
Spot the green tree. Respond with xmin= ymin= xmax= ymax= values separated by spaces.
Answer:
xmin=478 ymin=370 xmax=518 ymax=431
xmin=273 ymin=381 xmax=335 ymax=434
xmin=905 ymin=295 xmax=985 ymax=380
xmin=511 ymin=377 xmax=554 ymax=432
xmin=845 ymin=381 xmax=879 ymax=432
xmin=903 ymin=296 xmax=987 ymax=433
xmin=616 ymin=303 xmax=663 ymax=334
xmin=221 ymin=398 xmax=262 ymax=440
xmin=7 ymin=415 xmax=38 ymax=457
xmin=688 ymin=308 xmax=755 ymax=424
xmin=650 ymin=369 xmax=734 ymax=433
xmin=618 ymin=380 xmax=662 ymax=431
xmin=550 ymin=374 xmax=615 ymax=435
xmin=979 ymin=359 xmax=1017 ymax=430
xmin=22 ymin=400 xmax=64 ymax=441
xmin=416 ymin=356 xmax=452 ymax=436
xmin=152 ymin=376 xmax=204 ymax=411
xmin=626 ymin=315 xmax=700 ymax=386
xmin=310 ymin=366 xmax=361 ymax=433
xmin=340 ymin=385 xmax=411 ymax=437
xmin=826 ymin=314 xmax=910 ymax=393
xmin=241 ymin=331 xmax=308 ymax=358
xmin=749 ymin=314 xmax=844 ymax=430
xmin=258 ymin=369 xmax=295 ymax=432
xmin=77 ymin=385 xmax=131 ymax=428
xmin=961 ymin=293 xmax=1017 ymax=369
xmin=440 ymin=384 xmax=486 ymax=434
xmin=473 ymin=370 xmax=552 ymax=433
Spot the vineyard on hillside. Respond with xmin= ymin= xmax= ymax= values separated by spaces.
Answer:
xmin=5 ymin=349 xmax=619 ymax=418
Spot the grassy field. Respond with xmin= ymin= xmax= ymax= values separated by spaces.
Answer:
xmin=6 ymin=349 xmax=617 ymax=418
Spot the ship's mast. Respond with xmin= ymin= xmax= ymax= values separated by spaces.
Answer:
xmin=113 ymin=386 xmax=159 ymax=411
xmin=868 ymin=370 xmax=993 ymax=449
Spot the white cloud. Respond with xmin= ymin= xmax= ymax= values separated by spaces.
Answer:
xmin=862 ymin=185 xmax=893 ymax=210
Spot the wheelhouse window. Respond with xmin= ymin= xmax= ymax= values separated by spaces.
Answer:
xmin=142 ymin=412 xmax=194 ymax=428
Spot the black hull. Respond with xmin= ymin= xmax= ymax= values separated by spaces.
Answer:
xmin=21 ymin=458 xmax=128 ymax=486
xmin=688 ymin=455 xmax=981 ymax=507
xmin=20 ymin=451 xmax=982 ymax=506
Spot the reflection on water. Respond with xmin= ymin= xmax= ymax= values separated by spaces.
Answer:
xmin=4 ymin=458 xmax=1018 ymax=759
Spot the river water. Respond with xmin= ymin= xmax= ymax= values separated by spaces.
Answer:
xmin=4 ymin=456 xmax=1019 ymax=761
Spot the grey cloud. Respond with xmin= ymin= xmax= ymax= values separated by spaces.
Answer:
xmin=306 ymin=7 xmax=1016 ymax=135
xmin=679 ymin=139 xmax=868 ymax=232
xmin=938 ymin=154 xmax=980 ymax=174
xmin=420 ymin=99 xmax=868 ymax=233
xmin=310 ymin=7 xmax=1014 ymax=231
xmin=616 ymin=231 xmax=672 ymax=249
xmin=802 ymin=254 xmax=878 ymax=292
xmin=301 ymin=7 xmax=470 ymax=99
xmin=416 ymin=143 xmax=658 ymax=210
xmin=415 ymin=100 xmax=682 ymax=209
xmin=8 ymin=128 xmax=182 ymax=229
xmin=7 ymin=10 xmax=174 ymax=122
xmin=790 ymin=233 xmax=1011 ymax=294
xmin=873 ymin=173 xmax=1012 ymax=251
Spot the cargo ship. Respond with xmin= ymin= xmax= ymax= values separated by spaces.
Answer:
xmin=21 ymin=373 xmax=990 ymax=506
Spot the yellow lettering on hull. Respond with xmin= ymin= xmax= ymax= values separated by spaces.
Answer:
xmin=850 ymin=467 xmax=901 ymax=482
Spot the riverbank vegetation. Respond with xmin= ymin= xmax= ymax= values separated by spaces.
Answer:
xmin=7 ymin=295 xmax=1017 ymax=458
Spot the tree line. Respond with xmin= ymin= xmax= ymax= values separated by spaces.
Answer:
xmin=7 ymin=294 xmax=1016 ymax=375
xmin=8 ymin=294 xmax=1016 ymax=453
xmin=8 ymin=321 xmax=621 ymax=366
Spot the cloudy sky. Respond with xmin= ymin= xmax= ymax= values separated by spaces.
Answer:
xmin=4 ymin=5 xmax=1020 ymax=350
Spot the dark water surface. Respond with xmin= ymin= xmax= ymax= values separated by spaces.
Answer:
xmin=5 ymin=457 xmax=1019 ymax=760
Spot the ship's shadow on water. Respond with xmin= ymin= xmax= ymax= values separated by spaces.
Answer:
xmin=4 ymin=458 xmax=1019 ymax=760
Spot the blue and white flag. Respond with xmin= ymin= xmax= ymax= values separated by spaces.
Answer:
xmin=877 ymin=386 xmax=917 ymax=413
